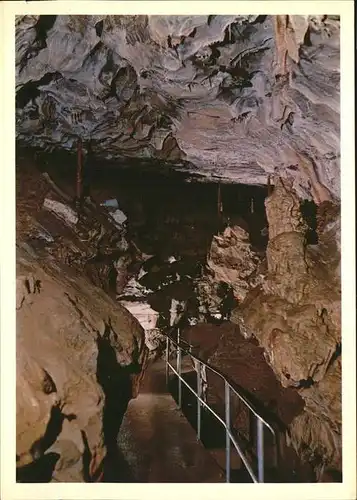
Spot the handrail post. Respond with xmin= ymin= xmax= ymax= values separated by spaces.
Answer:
xmin=177 ymin=326 xmax=182 ymax=409
xmin=163 ymin=330 xmax=276 ymax=484
xmin=165 ymin=336 xmax=169 ymax=387
xmin=178 ymin=346 xmax=182 ymax=408
xmin=249 ymin=411 xmax=255 ymax=448
xmin=197 ymin=361 xmax=201 ymax=441
xmin=257 ymin=418 xmax=264 ymax=482
xmin=225 ymin=380 xmax=231 ymax=483
xmin=176 ymin=326 xmax=180 ymax=373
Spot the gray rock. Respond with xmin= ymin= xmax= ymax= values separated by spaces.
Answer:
xmin=16 ymin=15 xmax=340 ymax=200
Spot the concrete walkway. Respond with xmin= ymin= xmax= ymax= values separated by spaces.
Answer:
xmin=117 ymin=359 xmax=225 ymax=482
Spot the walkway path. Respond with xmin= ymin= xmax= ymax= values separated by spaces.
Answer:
xmin=117 ymin=359 xmax=225 ymax=482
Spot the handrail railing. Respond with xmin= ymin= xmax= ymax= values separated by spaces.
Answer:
xmin=163 ymin=327 xmax=278 ymax=483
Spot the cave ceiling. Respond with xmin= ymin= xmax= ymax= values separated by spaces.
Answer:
xmin=15 ymin=15 xmax=340 ymax=200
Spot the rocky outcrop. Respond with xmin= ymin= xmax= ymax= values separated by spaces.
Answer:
xmin=207 ymin=224 xmax=263 ymax=302
xmin=288 ymin=357 xmax=341 ymax=478
xmin=194 ymin=272 xmax=223 ymax=320
xmin=15 ymin=15 xmax=340 ymax=200
xmin=16 ymin=152 xmax=138 ymax=297
xmin=117 ymin=255 xmax=202 ymax=355
xmin=239 ymin=177 xmax=341 ymax=478
xmin=16 ymin=154 xmax=149 ymax=482
xmin=16 ymin=247 xmax=148 ymax=482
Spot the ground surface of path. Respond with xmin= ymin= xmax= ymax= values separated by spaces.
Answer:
xmin=117 ymin=359 xmax=225 ymax=482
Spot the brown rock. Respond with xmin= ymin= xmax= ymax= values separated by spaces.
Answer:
xmin=207 ymin=225 xmax=262 ymax=302
xmin=265 ymin=177 xmax=308 ymax=240
xmin=240 ymin=177 xmax=341 ymax=476
xmin=16 ymin=245 xmax=147 ymax=482
xmin=289 ymin=358 xmax=341 ymax=478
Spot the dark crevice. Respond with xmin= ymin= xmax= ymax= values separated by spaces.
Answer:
xmin=102 ymin=66 xmax=126 ymax=102
xmin=108 ymin=266 xmax=118 ymax=294
xmin=16 ymin=72 xmax=62 ymax=109
xmin=301 ymin=199 xmax=318 ymax=244
xmin=99 ymin=50 xmax=118 ymax=88
xmin=95 ymin=20 xmax=104 ymax=37
xmin=42 ymin=369 xmax=57 ymax=394
xmin=252 ymin=15 xmax=268 ymax=25
xmin=34 ymin=16 xmax=57 ymax=49
xmin=16 ymin=453 xmax=60 ymax=483
xmin=86 ymin=40 xmax=105 ymax=60
xmin=16 ymin=405 xmax=65 ymax=483
xmin=95 ymin=323 xmax=143 ymax=481
xmin=303 ymin=28 xmax=313 ymax=47
xmin=326 ymin=343 xmax=341 ymax=373
xmin=18 ymin=15 xmax=57 ymax=73
xmin=36 ymin=405 xmax=66 ymax=454
xmin=102 ymin=50 xmax=115 ymax=74
xmin=80 ymin=430 xmax=92 ymax=482
xmin=297 ymin=377 xmax=314 ymax=389
xmin=96 ymin=328 xmax=132 ymax=452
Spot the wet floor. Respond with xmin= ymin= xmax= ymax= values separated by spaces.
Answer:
xmin=112 ymin=348 xmax=314 ymax=483
xmin=116 ymin=359 xmax=225 ymax=482
xmin=167 ymin=355 xmax=256 ymax=483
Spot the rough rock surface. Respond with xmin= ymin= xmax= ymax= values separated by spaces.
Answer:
xmin=288 ymin=357 xmax=341 ymax=478
xmin=194 ymin=273 xmax=223 ymax=320
xmin=117 ymin=256 xmax=201 ymax=356
xmin=238 ymin=178 xmax=341 ymax=477
xmin=16 ymin=251 xmax=147 ymax=482
xmin=16 ymin=15 xmax=340 ymax=199
xmin=16 ymin=154 xmax=149 ymax=482
xmin=16 ymin=150 xmax=139 ymax=297
xmin=14 ymin=14 xmax=342 ymax=481
xmin=207 ymin=224 xmax=263 ymax=302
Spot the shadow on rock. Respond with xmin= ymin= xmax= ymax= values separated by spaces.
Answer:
xmin=16 ymin=452 xmax=60 ymax=483
xmin=96 ymin=321 xmax=143 ymax=481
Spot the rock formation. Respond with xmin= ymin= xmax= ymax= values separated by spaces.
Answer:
xmin=238 ymin=177 xmax=341 ymax=478
xmin=17 ymin=151 xmax=139 ymax=297
xmin=16 ymin=155 xmax=149 ymax=482
xmin=207 ymin=224 xmax=263 ymax=302
xmin=14 ymin=14 xmax=342 ymax=482
xmin=16 ymin=15 xmax=340 ymax=200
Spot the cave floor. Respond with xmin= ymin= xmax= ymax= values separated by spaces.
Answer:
xmin=112 ymin=321 xmax=316 ymax=483
xmin=115 ymin=358 xmax=225 ymax=483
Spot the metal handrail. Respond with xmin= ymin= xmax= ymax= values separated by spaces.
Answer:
xmin=163 ymin=328 xmax=278 ymax=483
